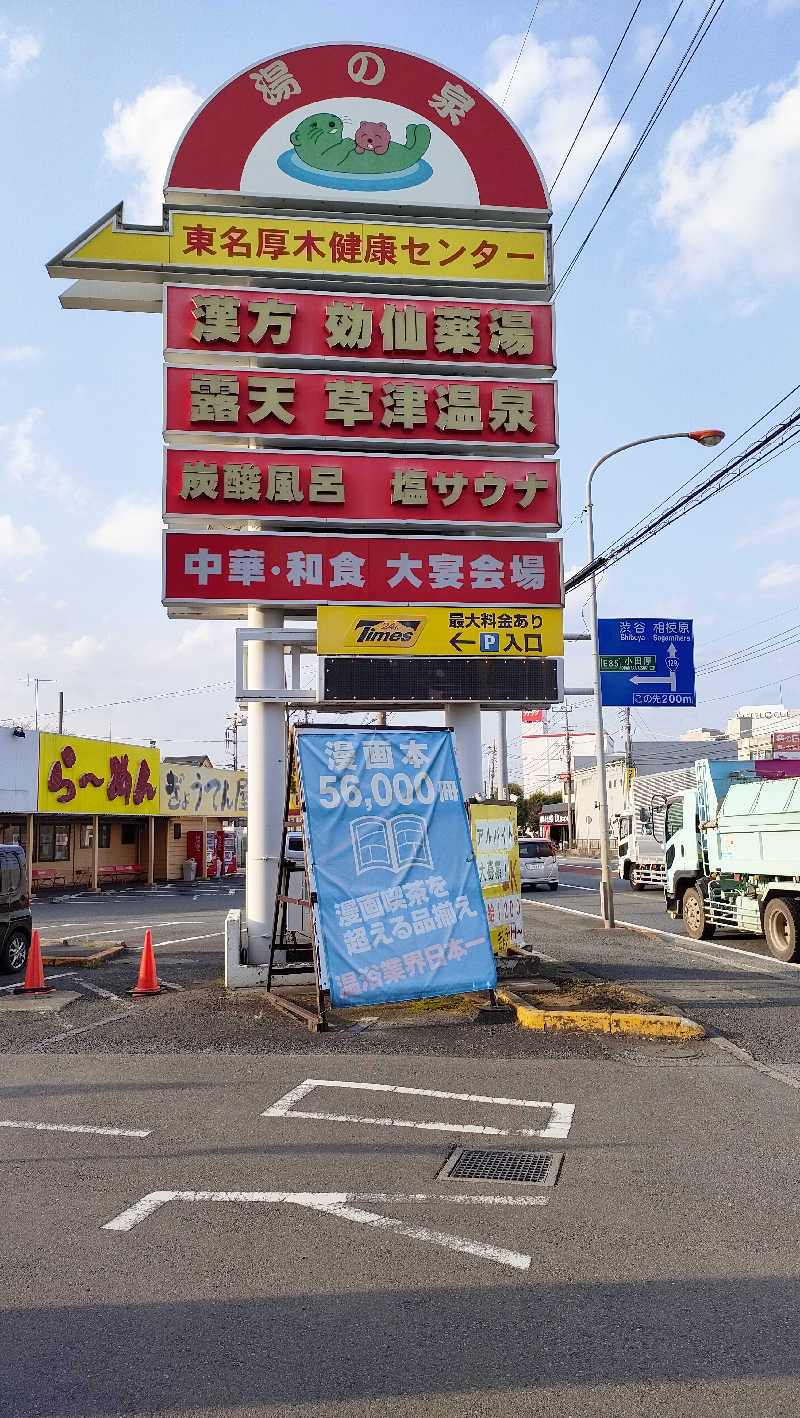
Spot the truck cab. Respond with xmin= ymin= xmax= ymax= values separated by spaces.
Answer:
xmin=663 ymin=790 xmax=701 ymax=920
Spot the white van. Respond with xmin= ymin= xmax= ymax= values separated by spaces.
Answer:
xmin=518 ymin=837 xmax=559 ymax=891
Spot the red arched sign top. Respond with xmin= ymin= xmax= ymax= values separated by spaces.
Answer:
xmin=166 ymin=43 xmax=550 ymax=215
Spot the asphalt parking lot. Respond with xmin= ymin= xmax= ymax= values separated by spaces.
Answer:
xmin=3 ymin=879 xmax=800 ymax=1416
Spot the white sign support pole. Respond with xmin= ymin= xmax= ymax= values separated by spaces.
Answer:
xmin=245 ymin=606 xmax=286 ymax=966
xmin=497 ymin=710 xmax=509 ymax=799
xmin=445 ymin=704 xmax=484 ymax=799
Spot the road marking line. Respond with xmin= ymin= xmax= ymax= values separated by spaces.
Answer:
xmin=37 ymin=1008 xmax=134 ymax=1047
xmin=102 ymin=1190 xmax=532 ymax=1269
xmin=75 ymin=980 xmax=121 ymax=1001
xmin=0 ymin=971 xmax=74 ymax=993
xmin=150 ymin=932 xmax=223 ymax=948
xmin=263 ymin=1078 xmax=574 ymax=1140
xmin=356 ymin=1193 xmax=550 ymax=1206
xmin=318 ymin=1198 xmax=531 ymax=1271
xmin=0 ymin=1119 xmax=150 ymax=1138
xmin=38 ymin=917 xmax=216 ymax=945
xmin=523 ymin=898 xmax=800 ymax=973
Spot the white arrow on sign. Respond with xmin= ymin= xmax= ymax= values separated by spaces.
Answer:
xmin=630 ymin=671 xmax=677 ymax=690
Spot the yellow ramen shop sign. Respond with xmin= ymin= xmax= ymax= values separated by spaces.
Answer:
xmin=38 ymin=735 xmax=161 ymax=815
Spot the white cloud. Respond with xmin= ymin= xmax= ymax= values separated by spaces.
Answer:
xmin=758 ymin=561 xmax=800 ymax=589
xmin=88 ymin=497 xmax=161 ymax=558
xmin=62 ymin=634 xmax=105 ymax=665
xmin=0 ymin=408 xmax=86 ymax=504
xmin=103 ymin=78 xmax=203 ymax=221
xmin=8 ymin=632 xmax=48 ymax=659
xmin=0 ymin=21 xmax=39 ymax=84
xmin=0 ymin=514 xmax=44 ymax=561
xmin=738 ymin=499 xmax=800 ymax=546
xmin=484 ymin=32 xmax=633 ymax=202
xmin=651 ymin=65 xmax=800 ymax=297
xmin=0 ymin=345 xmax=40 ymax=365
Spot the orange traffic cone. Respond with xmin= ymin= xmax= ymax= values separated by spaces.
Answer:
xmin=130 ymin=930 xmax=162 ymax=996
xmin=14 ymin=930 xmax=54 ymax=995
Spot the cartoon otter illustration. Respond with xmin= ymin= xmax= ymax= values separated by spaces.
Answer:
xmin=290 ymin=112 xmax=431 ymax=174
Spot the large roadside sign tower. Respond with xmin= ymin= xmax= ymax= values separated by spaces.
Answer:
xmin=49 ymin=42 xmax=562 ymax=969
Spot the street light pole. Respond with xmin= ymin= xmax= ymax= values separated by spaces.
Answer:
xmin=585 ymin=428 xmax=724 ymax=930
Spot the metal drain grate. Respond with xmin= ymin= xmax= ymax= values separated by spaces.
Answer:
xmin=437 ymin=1147 xmax=563 ymax=1187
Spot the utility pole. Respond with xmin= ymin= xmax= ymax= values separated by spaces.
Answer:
xmin=58 ymin=691 xmax=64 ymax=733
xmin=623 ymin=707 xmax=633 ymax=792
xmin=563 ymin=702 xmax=574 ymax=851
xmin=225 ymin=711 xmax=239 ymax=770
xmin=27 ymin=675 xmax=53 ymax=731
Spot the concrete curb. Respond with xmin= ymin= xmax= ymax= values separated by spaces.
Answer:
xmin=495 ymin=986 xmax=705 ymax=1039
xmin=41 ymin=944 xmax=125 ymax=969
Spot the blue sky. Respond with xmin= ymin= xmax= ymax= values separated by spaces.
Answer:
xmin=2 ymin=0 xmax=800 ymax=776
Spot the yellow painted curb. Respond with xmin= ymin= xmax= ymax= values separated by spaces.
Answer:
xmin=496 ymin=987 xmax=704 ymax=1039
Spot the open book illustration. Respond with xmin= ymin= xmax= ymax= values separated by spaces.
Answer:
xmin=350 ymin=814 xmax=434 ymax=876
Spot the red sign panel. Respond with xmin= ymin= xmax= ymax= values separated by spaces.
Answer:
xmin=165 ymin=366 xmax=557 ymax=450
xmin=165 ymin=285 xmax=555 ymax=375
xmin=773 ymin=732 xmax=800 ymax=753
xmin=163 ymin=531 xmax=563 ymax=608
xmin=166 ymin=43 xmax=549 ymax=214
xmin=164 ymin=448 xmax=560 ymax=530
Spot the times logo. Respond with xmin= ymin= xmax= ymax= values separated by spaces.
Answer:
xmin=348 ymin=617 xmax=426 ymax=647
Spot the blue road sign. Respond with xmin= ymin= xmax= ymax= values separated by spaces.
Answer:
xmin=597 ymin=618 xmax=695 ymax=707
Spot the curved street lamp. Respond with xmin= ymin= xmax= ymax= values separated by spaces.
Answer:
xmin=584 ymin=429 xmax=725 ymax=929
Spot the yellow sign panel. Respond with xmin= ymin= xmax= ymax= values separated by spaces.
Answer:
xmin=318 ymin=606 xmax=564 ymax=658
xmin=38 ymin=734 xmax=161 ymax=815
xmin=470 ymin=803 xmax=523 ymax=954
xmin=54 ymin=210 xmax=548 ymax=287
xmin=161 ymin=762 xmax=248 ymax=817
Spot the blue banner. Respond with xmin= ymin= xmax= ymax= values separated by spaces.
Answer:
xmin=296 ymin=727 xmax=496 ymax=1008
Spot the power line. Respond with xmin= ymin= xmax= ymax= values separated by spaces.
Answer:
xmin=550 ymin=0 xmax=646 ymax=194
xmin=554 ymin=1 xmax=684 ymax=246
xmin=67 ymin=679 xmax=235 ymax=715
xmin=700 ymin=602 xmax=800 ymax=650
xmin=564 ymin=401 xmax=800 ymax=594
xmin=600 ymin=379 xmax=800 ymax=556
xmin=554 ymin=0 xmax=726 ymax=296
xmin=501 ymin=2 xmax=542 ymax=108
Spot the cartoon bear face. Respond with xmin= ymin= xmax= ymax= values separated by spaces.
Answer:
xmin=354 ymin=121 xmax=391 ymax=155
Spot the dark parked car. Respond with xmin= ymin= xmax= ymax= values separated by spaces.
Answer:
xmin=0 ymin=844 xmax=32 ymax=973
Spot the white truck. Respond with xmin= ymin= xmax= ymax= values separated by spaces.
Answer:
xmin=615 ymin=767 xmax=696 ymax=890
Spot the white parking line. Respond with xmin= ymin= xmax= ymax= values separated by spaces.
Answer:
xmin=0 ymin=1119 xmax=150 ymax=1138
xmin=0 ymin=971 xmax=74 ymax=993
xmin=264 ymin=1078 xmax=574 ymax=1140
xmin=38 ymin=916 xmax=217 ymax=944
xmin=37 ymin=1009 xmax=134 ymax=1047
xmin=102 ymin=1190 xmax=533 ymax=1269
xmin=151 ymin=932 xmax=223 ymax=948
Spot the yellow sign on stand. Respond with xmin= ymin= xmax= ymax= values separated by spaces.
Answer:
xmin=469 ymin=802 xmax=523 ymax=954
xmin=318 ymin=606 xmax=563 ymax=658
